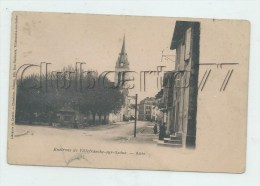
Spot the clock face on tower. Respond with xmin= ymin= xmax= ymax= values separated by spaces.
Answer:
xmin=120 ymin=63 xmax=123 ymax=67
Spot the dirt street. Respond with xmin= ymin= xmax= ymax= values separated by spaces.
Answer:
xmin=14 ymin=121 xmax=158 ymax=144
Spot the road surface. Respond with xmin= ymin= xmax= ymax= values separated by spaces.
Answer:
xmin=14 ymin=121 xmax=158 ymax=144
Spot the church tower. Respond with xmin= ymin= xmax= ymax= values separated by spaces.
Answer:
xmin=114 ymin=35 xmax=130 ymax=121
xmin=114 ymin=35 xmax=130 ymax=87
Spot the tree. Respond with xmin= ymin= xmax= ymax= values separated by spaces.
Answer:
xmin=15 ymin=66 xmax=125 ymax=125
xmin=79 ymin=73 xmax=124 ymax=124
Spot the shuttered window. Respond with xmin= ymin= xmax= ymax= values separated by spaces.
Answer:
xmin=185 ymin=27 xmax=192 ymax=61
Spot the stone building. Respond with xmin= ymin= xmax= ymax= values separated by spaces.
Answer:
xmin=161 ymin=71 xmax=176 ymax=135
xmin=158 ymin=21 xmax=200 ymax=148
xmin=138 ymin=97 xmax=157 ymax=121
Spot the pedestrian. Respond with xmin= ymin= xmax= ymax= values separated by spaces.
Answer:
xmin=153 ymin=123 xmax=158 ymax=134
xmin=159 ymin=123 xmax=166 ymax=140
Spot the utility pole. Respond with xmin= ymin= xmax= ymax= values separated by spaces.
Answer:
xmin=134 ymin=93 xmax=138 ymax=137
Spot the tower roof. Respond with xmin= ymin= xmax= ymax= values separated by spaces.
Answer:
xmin=116 ymin=35 xmax=129 ymax=68
xmin=120 ymin=35 xmax=126 ymax=54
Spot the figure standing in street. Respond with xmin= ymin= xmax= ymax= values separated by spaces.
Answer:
xmin=159 ymin=123 xmax=166 ymax=140
xmin=153 ymin=123 xmax=158 ymax=134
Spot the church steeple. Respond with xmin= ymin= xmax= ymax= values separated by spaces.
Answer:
xmin=120 ymin=35 xmax=126 ymax=54
xmin=116 ymin=35 xmax=129 ymax=68
xmin=113 ymin=35 xmax=131 ymax=122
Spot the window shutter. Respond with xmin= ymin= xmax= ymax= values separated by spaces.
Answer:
xmin=185 ymin=27 xmax=192 ymax=61
xmin=179 ymin=44 xmax=185 ymax=71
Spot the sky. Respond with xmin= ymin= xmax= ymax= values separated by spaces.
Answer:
xmin=16 ymin=12 xmax=176 ymax=101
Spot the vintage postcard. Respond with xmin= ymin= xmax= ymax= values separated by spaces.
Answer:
xmin=8 ymin=11 xmax=250 ymax=173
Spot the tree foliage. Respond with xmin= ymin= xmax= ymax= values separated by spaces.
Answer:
xmin=15 ymin=66 xmax=125 ymax=124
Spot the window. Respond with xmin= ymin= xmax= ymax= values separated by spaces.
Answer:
xmin=179 ymin=44 xmax=185 ymax=71
xmin=184 ymin=27 xmax=192 ymax=61
xmin=175 ymin=73 xmax=182 ymax=88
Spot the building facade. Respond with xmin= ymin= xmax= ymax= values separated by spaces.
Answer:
xmin=138 ymin=97 xmax=157 ymax=121
xmin=159 ymin=21 xmax=200 ymax=148
xmin=161 ymin=71 xmax=176 ymax=135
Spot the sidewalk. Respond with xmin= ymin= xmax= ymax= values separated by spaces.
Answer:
xmin=112 ymin=121 xmax=134 ymax=125
xmin=127 ymin=122 xmax=159 ymax=144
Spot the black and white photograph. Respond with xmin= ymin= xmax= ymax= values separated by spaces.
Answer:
xmin=7 ymin=11 xmax=250 ymax=173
